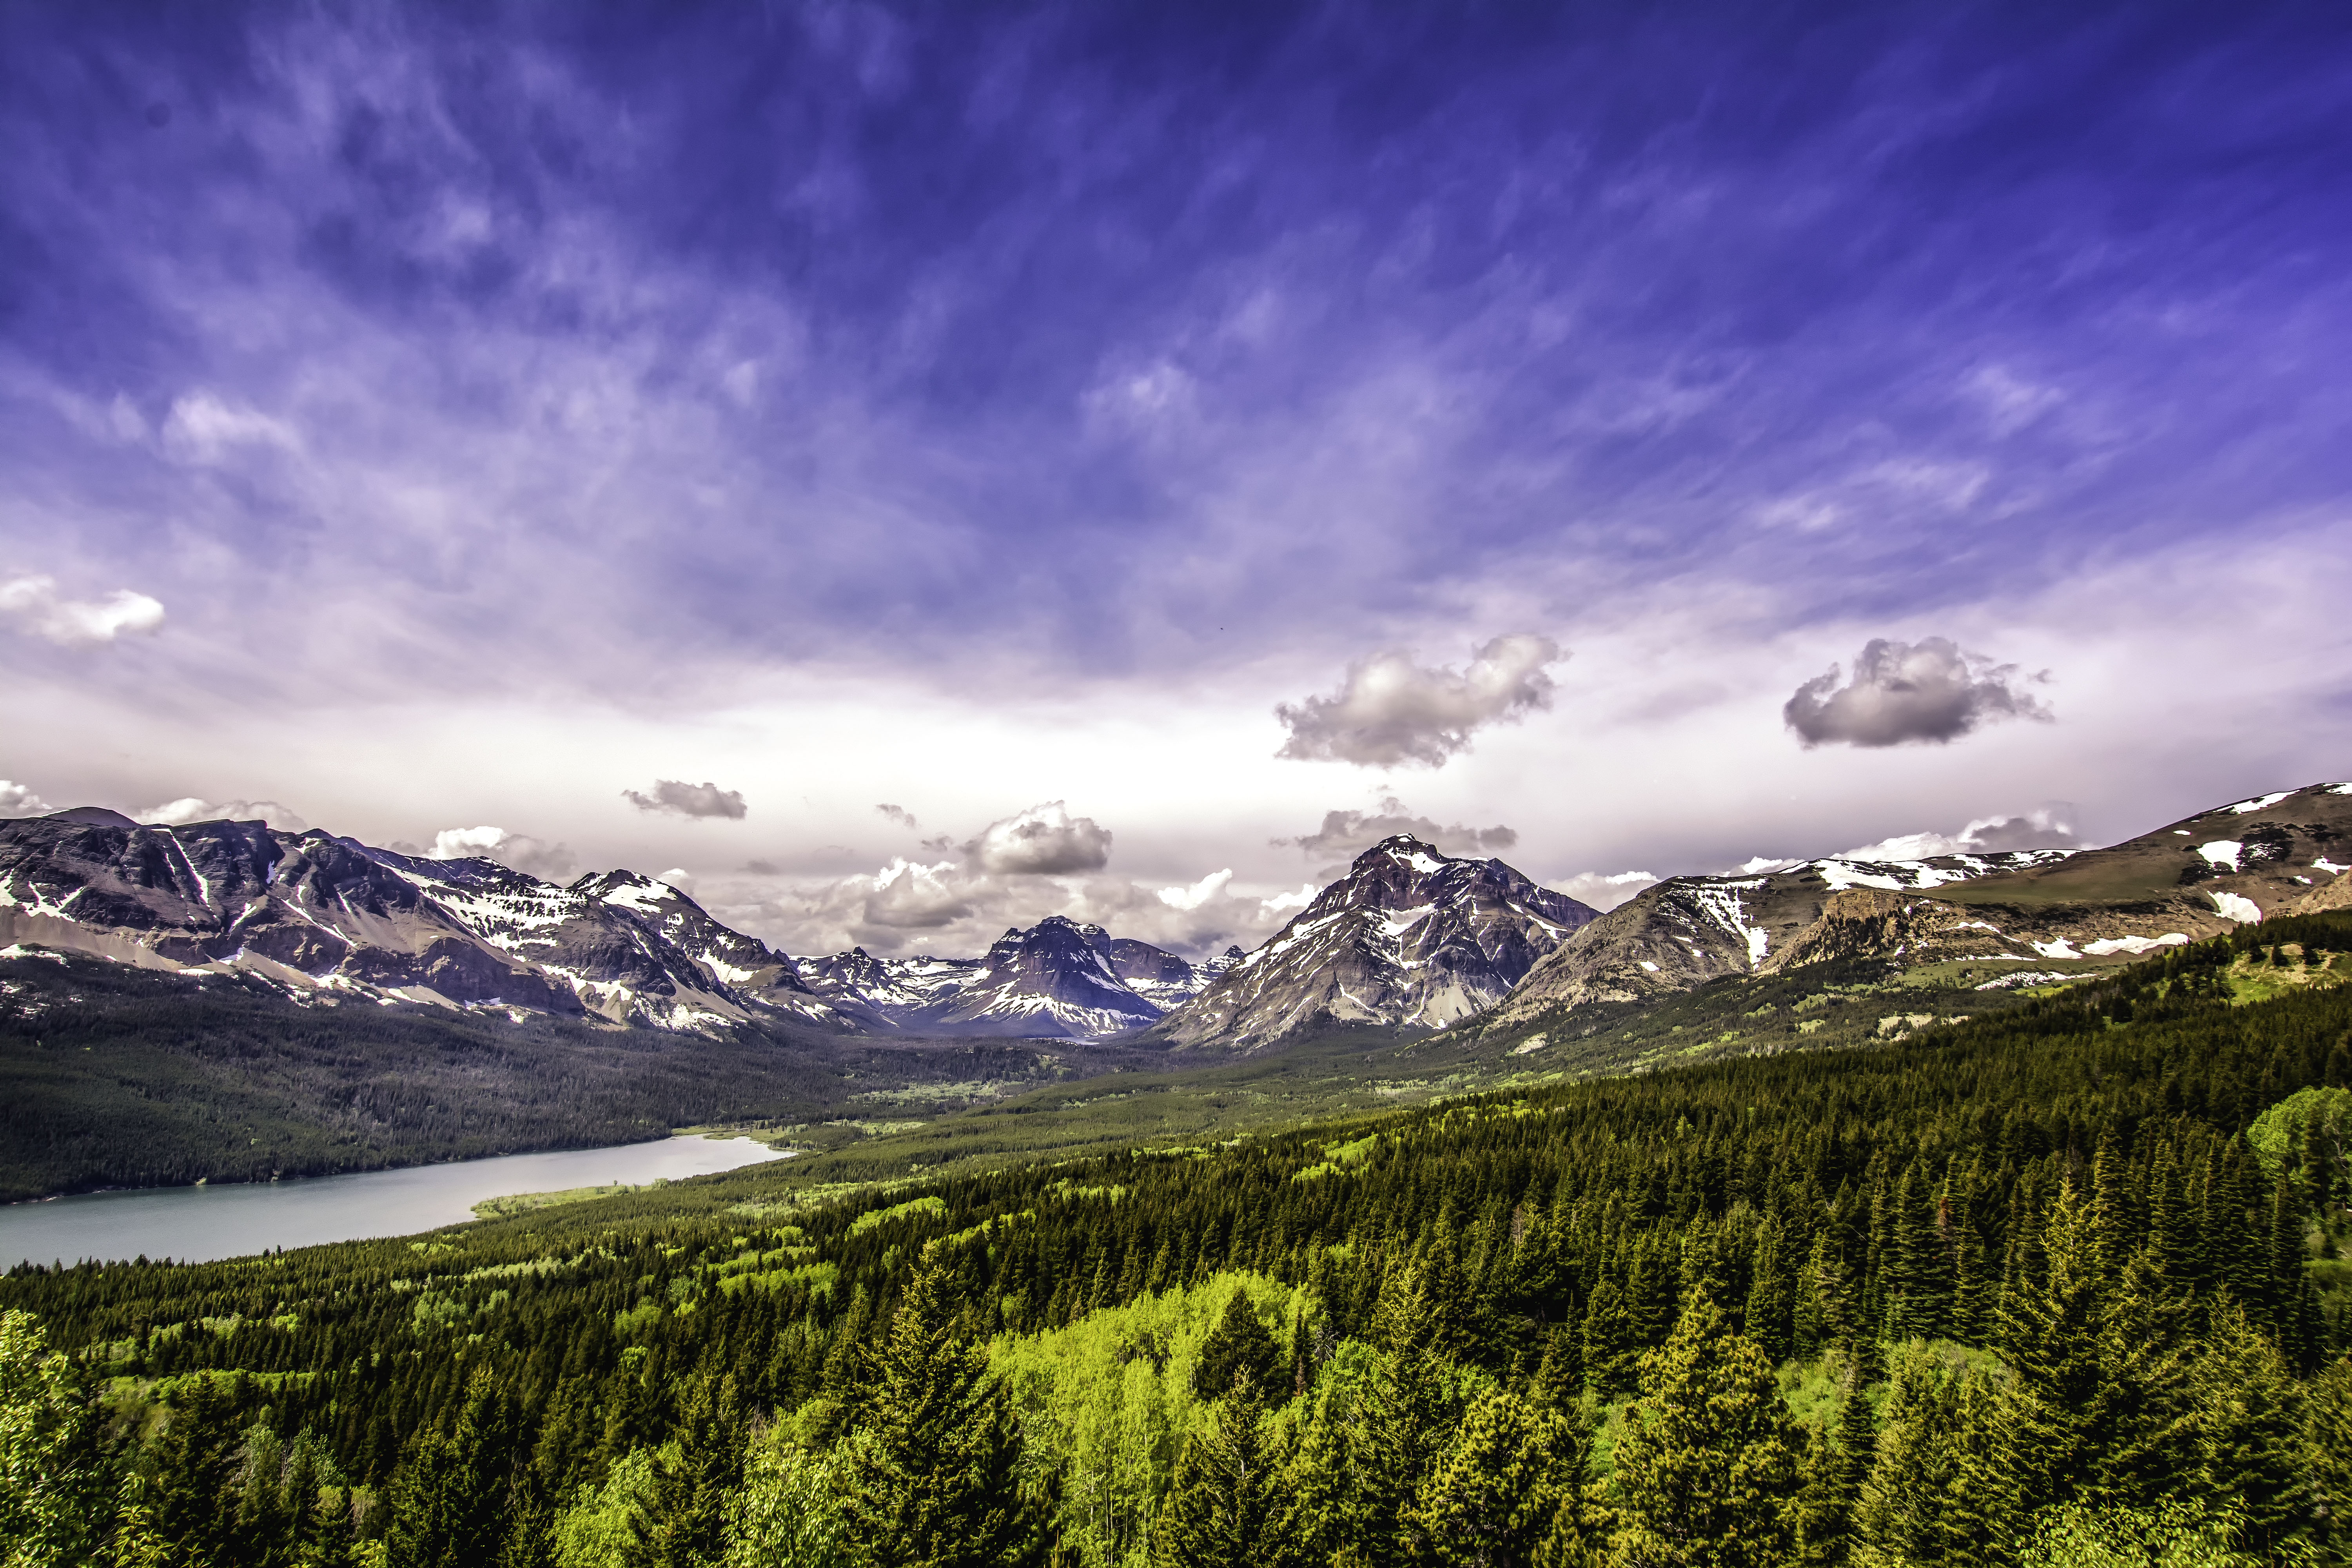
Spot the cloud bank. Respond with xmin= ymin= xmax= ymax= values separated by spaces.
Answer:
xmin=0 ymin=781 xmax=55 ymax=818
xmin=1840 ymin=806 xmax=2084 ymax=861
xmin=623 ymin=780 xmax=748 ymax=819
xmin=1784 ymin=637 xmax=2052 ymax=748
xmin=1277 ymin=797 xmax=1519 ymax=868
xmin=142 ymin=796 xmax=309 ymax=831
xmin=1276 ymin=635 xmax=1563 ymax=768
xmin=428 ymin=825 xmax=578 ymax=881
xmin=0 ymin=576 xmax=165 ymax=646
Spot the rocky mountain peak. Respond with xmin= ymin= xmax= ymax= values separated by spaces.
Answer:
xmin=1153 ymin=840 xmax=1599 ymax=1051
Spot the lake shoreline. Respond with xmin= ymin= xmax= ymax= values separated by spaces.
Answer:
xmin=0 ymin=1134 xmax=790 ymax=1267
xmin=0 ymin=1123 xmax=798 ymax=1206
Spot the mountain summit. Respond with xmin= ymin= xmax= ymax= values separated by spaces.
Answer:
xmin=1153 ymin=836 xmax=1598 ymax=1051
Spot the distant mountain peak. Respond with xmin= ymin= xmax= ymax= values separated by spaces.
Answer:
xmin=1155 ymin=840 xmax=1598 ymax=1051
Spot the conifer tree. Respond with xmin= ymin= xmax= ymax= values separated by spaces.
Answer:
xmin=1851 ymin=1344 xmax=1966 ymax=1568
xmin=636 ymin=1369 xmax=746 ymax=1568
xmin=2190 ymin=1306 xmax=2308 ymax=1554
xmin=1194 ymin=1288 xmax=1281 ymax=1401
xmin=384 ymin=1367 xmax=524 ymax=1568
xmin=1155 ymin=1369 xmax=1275 ymax=1567
xmin=1404 ymin=1390 xmax=1587 ymax=1567
xmin=2302 ymin=1354 xmax=2352 ymax=1563
xmin=838 ymin=1259 xmax=1034 ymax=1568
xmin=147 ymin=1371 xmax=247 ymax=1568
xmin=1609 ymin=1296 xmax=1803 ymax=1568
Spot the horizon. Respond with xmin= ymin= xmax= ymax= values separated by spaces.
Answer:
xmin=4 ymin=3 xmax=2348 ymax=961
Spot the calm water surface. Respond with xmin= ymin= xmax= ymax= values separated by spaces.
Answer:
xmin=0 ymin=1136 xmax=788 ymax=1267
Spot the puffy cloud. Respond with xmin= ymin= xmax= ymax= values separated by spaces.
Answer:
xmin=142 ymin=797 xmax=310 ymax=831
xmin=1783 ymin=637 xmax=2053 ymax=748
xmin=703 ymin=804 xmax=1297 ymax=959
xmin=656 ymin=867 xmax=696 ymax=893
xmin=0 ymin=781 xmax=56 ymax=818
xmin=966 ymin=800 xmax=1112 ymax=875
xmin=0 ymin=576 xmax=166 ymax=646
xmin=1548 ymin=870 xmax=1659 ymax=911
xmin=1276 ymin=634 xmax=1564 ymax=768
xmin=1840 ymin=805 xmax=2083 ymax=861
xmin=1258 ymin=883 xmax=1319 ymax=918
xmin=860 ymin=859 xmax=976 ymax=929
xmin=429 ymin=825 xmax=579 ymax=881
xmin=622 ymin=779 xmax=748 ymax=819
xmin=875 ymin=803 xmax=919 ymax=829
xmin=1157 ymin=868 xmax=1234 ymax=911
xmin=1277 ymin=796 xmax=1519 ymax=866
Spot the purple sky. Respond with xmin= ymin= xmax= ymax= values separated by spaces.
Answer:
xmin=3 ymin=2 xmax=2348 ymax=958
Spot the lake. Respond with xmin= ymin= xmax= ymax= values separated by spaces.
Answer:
xmin=0 ymin=1135 xmax=788 ymax=1268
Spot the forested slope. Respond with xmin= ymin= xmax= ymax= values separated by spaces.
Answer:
xmin=0 ymin=954 xmax=1068 ymax=1198
xmin=2 ymin=913 xmax=2350 ymax=1565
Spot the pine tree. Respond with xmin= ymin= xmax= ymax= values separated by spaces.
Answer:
xmin=2191 ymin=1305 xmax=2308 ymax=1554
xmin=2307 ymin=1355 xmax=2352 ymax=1564
xmin=1851 ymin=1343 xmax=1967 ymax=1568
xmin=1609 ymin=1296 xmax=1804 ymax=1568
xmin=146 ymin=1371 xmax=247 ymax=1568
xmin=1194 ymin=1287 xmax=1282 ymax=1401
xmin=1800 ymin=1360 xmax=1877 ymax=1566
xmin=1404 ymin=1390 xmax=1587 ymax=1567
xmin=1154 ymin=1369 xmax=1276 ymax=1567
xmin=384 ymin=1367 xmax=524 ymax=1568
xmin=838 ymin=1260 xmax=1034 ymax=1568
xmin=636 ymin=1370 xmax=747 ymax=1568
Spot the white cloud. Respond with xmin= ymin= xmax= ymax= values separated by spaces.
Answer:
xmin=1784 ymin=636 xmax=2053 ymax=747
xmin=1276 ymin=633 xmax=1564 ymax=768
xmin=967 ymin=800 xmax=1113 ymax=875
xmin=657 ymin=867 xmax=696 ymax=893
xmin=1839 ymin=805 xmax=2083 ymax=861
xmin=622 ymin=779 xmax=748 ymax=819
xmin=0 ymin=781 xmax=56 ymax=818
xmin=1258 ymin=882 xmax=1319 ymax=918
xmin=142 ymin=796 xmax=309 ymax=831
xmin=1157 ymin=868 xmax=1233 ymax=911
xmin=0 ymin=576 xmax=167 ymax=646
xmin=1548 ymin=870 xmax=1659 ymax=911
xmin=1276 ymin=797 xmax=1518 ymax=867
xmin=429 ymin=825 xmax=578 ymax=881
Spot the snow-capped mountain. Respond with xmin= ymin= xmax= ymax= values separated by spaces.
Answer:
xmin=799 ymin=917 xmax=1228 ymax=1038
xmin=1153 ymin=836 xmax=1599 ymax=1052
xmin=1478 ymin=781 xmax=2352 ymax=1034
xmin=1476 ymin=850 xmax=2072 ymax=1028
xmin=0 ymin=810 xmax=837 ymax=1031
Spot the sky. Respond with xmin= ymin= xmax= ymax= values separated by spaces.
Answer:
xmin=2 ymin=1 xmax=2350 ymax=960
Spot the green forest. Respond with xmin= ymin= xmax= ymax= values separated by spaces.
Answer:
xmin=4 ymin=913 xmax=2350 ymax=1566
xmin=0 ymin=956 xmax=1066 ymax=1200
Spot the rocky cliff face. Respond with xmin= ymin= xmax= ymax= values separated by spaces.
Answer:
xmin=1154 ymin=836 xmax=1598 ymax=1051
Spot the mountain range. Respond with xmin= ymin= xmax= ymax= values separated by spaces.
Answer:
xmin=5 ymin=782 xmax=2349 ymax=1054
